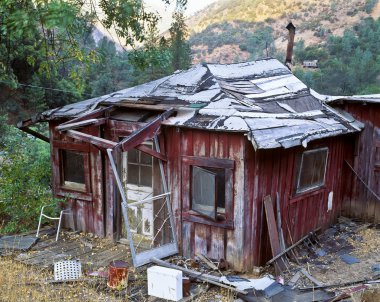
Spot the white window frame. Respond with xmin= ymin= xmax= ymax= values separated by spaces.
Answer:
xmin=296 ymin=147 xmax=329 ymax=194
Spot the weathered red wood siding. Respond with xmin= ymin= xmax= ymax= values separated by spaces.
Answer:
xmin=49 ymin=118 xmax=355 ymax=270
xmin=247 ymin=135 xmax=354 ymax=265
xmin=164 ymin=128 xmax=249 ymax=271
xmin=337 ymin=103 xmax=380 ymax=222
xmin=164 ymin=127 xmax=354 ymax=270
xmin=49 ymin=121 xmax=105 ymax=237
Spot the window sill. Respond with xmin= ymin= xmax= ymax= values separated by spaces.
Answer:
xmin=62 ymin=181 xmax=86 ymax=192
xmin=290 ymin=186 xmax=326 ymax=204
xmin=182 ymin=211 xmax=234 ymax=229
xmin=56 ymin=187 xmax=92 ymax=201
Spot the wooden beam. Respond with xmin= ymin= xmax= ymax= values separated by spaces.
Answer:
xmin=266 ymin=228 xmax=321 ymax=265
xmin=182 ymin=156 xmax=235 ymax=169
xmin=65 ymin=130 xmax=117 ymax=150
xmin=264 ymin=196 xmax=286 ymax=273
xmin=59 ymin=106 xmax=113 ymax=127
xmin=56 ymin=118 xmax=107 ymax=132
xmin=135 ymin=144 xmax=167 ymax=161
xmin=111 ymin=102 xmax=183 ymax=111
xmin=116 ymin=108 xmax=174 ymax=152
xmin=17 ymin=118 xmax=35 ymax=128
xmin=19 ymin=127 xmax=50 ymax=143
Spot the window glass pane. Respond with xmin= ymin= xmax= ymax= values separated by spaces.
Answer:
xmin=298 ymin=149 xmax=328 ymax=192
xmin=127 ymin=164 xmax=139 ymax=185
xmin=140 ymin=166 xmax=152 ymax=187
xmin=128 ymin=149 xmax=139 ymax=163
xmin=62 ymin=150 xmax=85 ymax=184
xmin=191 ymin=166 xmax=217 ymax=220
xmin=140 ymin=148 xmax=153 ymax=165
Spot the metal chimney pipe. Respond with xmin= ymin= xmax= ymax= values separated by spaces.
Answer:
xmin=285 ymin=22 xmax=296 ymax=65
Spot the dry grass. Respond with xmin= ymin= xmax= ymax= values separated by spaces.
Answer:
xmin=0 ymin=255 xmax=236 ymax=302
xmin=0 ymin=257 xmax=124 ymax=302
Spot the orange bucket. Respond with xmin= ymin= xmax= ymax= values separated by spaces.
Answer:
xmin=107 ymin=260 xmax=129 ymax=289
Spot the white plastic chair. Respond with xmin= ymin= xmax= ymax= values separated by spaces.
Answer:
xmin=36 ymin=204 xmax=73 ymax=241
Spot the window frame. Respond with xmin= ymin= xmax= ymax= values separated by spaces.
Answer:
xmin=53 ymin=140 xmax=92 ymax=200
xmin=295 ymin=147 xmax=329 ymax=194
xmin=126 ymin=143 xmax=154 ymax=189
xmin=60 ymin=149 xmax=87 ymax=191
xmin=181 ymin=156 xmax=235 ymax=229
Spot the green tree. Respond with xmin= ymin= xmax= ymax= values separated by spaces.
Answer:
xmin=128 ymin=25 xmax=172 ymax=82
xmin=0 ymin=0 xmax=183 ymax=122
xmin=169 ymin=7 xmax=191 ymax=71
xmin=295 ymin=17 xmax=380 ymax=95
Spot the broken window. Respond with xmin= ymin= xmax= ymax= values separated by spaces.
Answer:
xmin=127 ymin=146 xmax=153 ymax=187
xmin=61 ymin=150 xmax=86 ymax=191
xmin=296 ymin=147 xmax=328 ymax=194
xmin=191 ymin=166 xmax=225 ymax=221
xmin=182 ymin=156 xmax=234 ymax=228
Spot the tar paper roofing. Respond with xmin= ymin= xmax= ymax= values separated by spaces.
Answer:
xmin=33 ymin=58 xmax=362 ymax=150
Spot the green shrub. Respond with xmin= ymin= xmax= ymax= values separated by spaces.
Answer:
xmin=365 ymin=0 xmax=378 ymax=13
xmin=0 ymin=118 xmax=58 ymax=234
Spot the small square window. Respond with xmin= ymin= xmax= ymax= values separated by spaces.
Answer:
xmin=191 ymin=166 xmax=225 ymax=221
xmin=61 ymin=150 xmax=86 ymax=191
xmin=296 ymin=148 xmax=328 ymax=193
xmin=182 ymin=156 xmax=234 ymax=229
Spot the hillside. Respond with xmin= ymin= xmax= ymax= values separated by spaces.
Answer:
xmin=187 ymin=0 xmax=379 ymax=63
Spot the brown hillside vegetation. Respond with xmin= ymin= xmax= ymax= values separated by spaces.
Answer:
xmin=188 ymin=0 xmax=377 ymax=63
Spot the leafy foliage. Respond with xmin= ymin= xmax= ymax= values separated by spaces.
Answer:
xmin=0 ymin=1 xmax=192 ymax=234
xmin=99 ymin=0 xmax=159 ymax=46
xmin=0 ymin=116 xmax=57 ymax=234
xmin=0 ymin=0 xmax=190 ymax=123
xmin=0 ymin=0 xmax=97 ymax=121
xmin=169 ymin=9 xmax=191 ymax=70
xmin=294 ymin=17 xmax=380 ymax=95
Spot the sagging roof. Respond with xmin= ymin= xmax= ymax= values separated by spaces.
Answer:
xmin=321 ymin=93 xmax=380 ymax=105
xmin=30 ymin=58 xmax=361 ymax=150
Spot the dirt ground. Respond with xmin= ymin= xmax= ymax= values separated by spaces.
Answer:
xmin=1 ymin=219 xmax=379 ymax=302
xmin=283 ymin=219 xmax=380 ymax=302
xmin=0 ymin=251 xmax=232 ymax=302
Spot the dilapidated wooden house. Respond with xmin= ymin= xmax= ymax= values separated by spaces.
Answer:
xmin=19 ymin=58 xmax=363 ymax=271
xmin=325 ymin=95 xmax=380 ymax=223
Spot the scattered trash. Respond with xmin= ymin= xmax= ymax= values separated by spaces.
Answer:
xmin=326 ymin=284 xmax=368 ymax=302
xmin=182 ymin=277 xmax=191 ymax=297
xmin=219 ymin=275 xmax=275 ymax=291
xmin=340 ymin=254 xmax=360 ymax=265
xmin=276 ymin=275 xmax=284 ymax=285
xmin=148 ymin=266 xmax=183 ymax=301
xmin=315 ymin=248 xmax=327 ymax=257
xmin=372 ymin=263 xmax=380 ymax=274
xmin=0 ymin=235 xmax=38 ymax=251
xmin=218 ymin=258 xmax=229 ymax=270
xmin=226 ymin=275 xmax=251 ymax=282
xmin=87 ymin=270 xmax=109 ymax=278
xmin=287 ymin=271 xmax=301 ymax=288
xmin=54 ymin=260 xmax=82 ymax=281
xmin=263 ymin=281 xmax=284 ymax=298
xmin=300 ymin=268 xmax=323 ymax=286
xmin=152 ymin=257 xmax=248 ymax=294
xmin=107 ymin=260 xmax=129 ymax=289
xmin=196 ymin=253 xmax=218 ymax=271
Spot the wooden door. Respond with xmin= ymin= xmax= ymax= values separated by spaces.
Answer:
xmin=122 ymin=146 xmax=154 ymax=238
